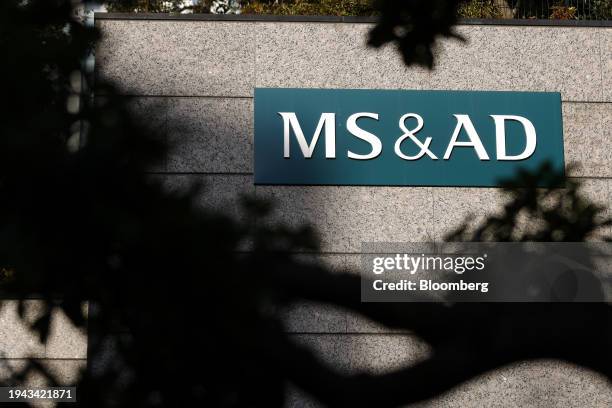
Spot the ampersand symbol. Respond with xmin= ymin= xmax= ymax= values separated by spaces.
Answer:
xmin=394 ymin=113 xmax=438 ymax=160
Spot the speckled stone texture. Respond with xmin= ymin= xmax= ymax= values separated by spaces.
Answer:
xmin=96 ymin=20 xmax=255 ymax=96
xmin=0 ymin=300 xmax=46 ymax=358
xmin=0 ymin=301 xmax=88 ymax=359
xmin=255 ymin=24 xmax=606 ymax=102
xmin=563 ymin=103 xmax=612 ymax=177
xmin=0 ymin=359 xmax=85 ymax=385
xmin=0 ymin=359 xmax=85 ymax=408
xmin=602 ymin=31 xmax=612 ymax=102
xmin=45 ymin=307 xmax=88 ymax=359
xmin=432 ymin=179 xmax=612 ymax=241
xmin=159 ymin=174 xmax=255 ymax=222
xmin=291 ymin=333 xmax=432 ymax=375
xmin=0 ymin=300 xmax=87 ymax=405
xmin=256 ymin=186 xmax=434 ymax=252
xmin=166 ymin=97 xmax=253 ymax=173
xmin=285 ymin=359 xmax=612 ymax=408
xmin=95 ymin=96 xmax=168 ymax=171
xmin=77 ymin=18 xmax=612 ymax=407
xmin=282 ymin=255 xmax=354 ymax=334
xmin=97 ymin=20 xmax=611 ymax=103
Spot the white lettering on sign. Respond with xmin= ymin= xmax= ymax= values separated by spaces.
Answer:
xmin=443 ymin=114 xmax=490 ymax=160
xmin=395 ymin=113 xmax=438 ymax=160
xmin=491 ymin=115 xmax=537 ymax=161
xmin=279 ymin=112 xmax=336 ymax=159
xmin=279 ymin=112 xmax=537 ymax=161
xmin=346 ymin=113 xmax=383 ymax=160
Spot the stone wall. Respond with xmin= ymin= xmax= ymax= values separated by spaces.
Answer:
xmin=10 ymin=15 xmax=608 ymax=407
xmin=0 ymin=301 xmax=87 ymax=407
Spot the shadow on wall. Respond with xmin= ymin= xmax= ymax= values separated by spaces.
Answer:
xmin=1 ymin=0 xmax=611 ymax=407
xmin=102 ymin=132 xmax=612 ymax=408
xmin=2 ymin=62 xmax=611 ymax=403
xmin=132 ymin=97 xmax=612 ymax=407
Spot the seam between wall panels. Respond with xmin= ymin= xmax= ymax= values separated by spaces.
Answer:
xmin=147 ymin=173 xmax=612 ymax=182
xmin=148 ymin=173 xmax=612 ymax=181
xmin=599 ymin=31 xmax=605 ymax=103
xmin=286 ymin=332 xmax=415 ymax=336
xmin=0 ymin=358 xmax=88 ymax=361
xmin=598 ymin=30 xmax=606 ymax=179
xmin=100 ymin=95 xmax=612 ymax=104
xmin=252 ymin=20 xmax=257 ymax=97
xmin=94 ymin=13 xmax=612 ymax=28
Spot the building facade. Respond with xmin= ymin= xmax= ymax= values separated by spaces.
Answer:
xmin=2 ymin=14 xmax=610 ymax=407
xmin=95 ymin=14 xmax=612 ymax=407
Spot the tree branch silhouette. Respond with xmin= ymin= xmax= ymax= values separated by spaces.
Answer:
xmin=1 ymin=1 xmax=610 ymax=407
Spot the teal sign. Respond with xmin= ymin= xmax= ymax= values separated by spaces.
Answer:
xmin=254 ymin=88 xmax=564 ymax=186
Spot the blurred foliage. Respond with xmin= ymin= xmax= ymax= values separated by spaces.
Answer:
xmin=0 ymin=268 xmax=15 ymax=284
xmin=446 ymin=163 xmax=612 ymax=242
xmin=510 ymin=0 xmax=605 ymax=19
xmin=550 ymin=5 xmax=577 ymax=19
xmin=106 ymin=0 xmax=210 ymax=13
xmin=0 ymin=0 xmax=323 ymax=406
xmin=368 ymin=0 xmax=464 ymax=68
xmin=104 ymin=0 xmax=612 ymax=20
xmin=241 ymin=0 xmax=376 ymax=16
xmin=1 ymin=0 xmax=611 ymax=407
xmin=592 ymin=0 xmax=612 ymax=18
xmin=106 ymin=0 xmax=377 ymax=15
xmin=458 ymin=0 xmax=504 ymax=18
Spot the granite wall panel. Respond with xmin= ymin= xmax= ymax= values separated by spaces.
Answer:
xmin=165 ymin=97 xmax=253 ymax=173
xmin=255 ymin=24 xmax=607 ymax=102
xmin=563 ymin=102 xmax=612 ymax=177
xmin=602 ymin=31 xmax=612 ymax=102
xmin=97 ymin=21 xmax=611 ymax=103
xmin=42 ymin=17 xmax=610 ymax=407
xmin=432 ymin=179 xmax=612 ymax=242
xmin=285 ymin=357 xmax=612 ymax=408
xmin=96 ymin=20 xmax=256 ymax=96
xmin=0 ymin=301 xmax=46 ymax=359
xmin=256 ymin=186 xmax=434 ymax=253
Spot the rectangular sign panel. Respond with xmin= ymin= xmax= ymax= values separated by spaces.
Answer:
xmin=254 ymin=88 xmax=564 ymax=187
